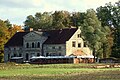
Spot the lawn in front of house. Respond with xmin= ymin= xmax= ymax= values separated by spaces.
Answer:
xmin=0 ymin=63 xmax=120 ymax=80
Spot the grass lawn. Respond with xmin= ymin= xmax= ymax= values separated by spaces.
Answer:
xmin=0 ymin=63 xmax=120 ymax=80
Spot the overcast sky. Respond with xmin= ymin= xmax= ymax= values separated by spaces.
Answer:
xmin=0 ymin=0 xmax=118 ymax=25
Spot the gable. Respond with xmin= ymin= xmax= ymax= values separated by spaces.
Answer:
xmin=68 ymin=27 xmax=82 ymax=41
xmin=23 ymin=31 xmax=45 ymax=41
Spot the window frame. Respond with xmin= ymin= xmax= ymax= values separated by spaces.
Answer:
xmin=26 ymin=43 xmax=29 ymax=48
xmin=37 ymin=42 xmax=40 ymax=48
xmin=72 ymin=41 xmax=76 ymax=47
xmin=32 ymin=42 xmax=35 ymax=48
xmin=78 ymin=43 xmax=81 ymax=48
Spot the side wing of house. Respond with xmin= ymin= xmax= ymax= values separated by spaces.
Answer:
xmin=23 ymin=31 xmax=48 ymax=61
xmin=66 ymin=28 xmax=93 ymax=56
xmin=4 ymin=32 xmax=28 ymax=62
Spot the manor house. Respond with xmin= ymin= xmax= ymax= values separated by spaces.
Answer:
xmin=4 ymin=27 xmax=93 ymax=63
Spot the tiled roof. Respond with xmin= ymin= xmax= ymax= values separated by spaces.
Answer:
xmin=5 ymin=32 xmax=29 ymax=47
xmin=5 ymin=28 xmax=78 ymax=47
xmin=44 ymin=28 xmax=77 ymax=44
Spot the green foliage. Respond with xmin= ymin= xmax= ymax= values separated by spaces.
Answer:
xmin=81 ymin=9 xmax=108 ymax=58
xmin=96 ymin=1 xmax=120 ymax=58
xmin=24 ymin=11 xmax=79 ymax=30
xmin=0 ymin=19 xmax=23 ymax=62
xmin=24 ymin=12 xmax=53 ymax=30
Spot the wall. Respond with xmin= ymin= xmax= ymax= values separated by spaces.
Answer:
xmin=66 ymin=28 xmax=92 ymax=56
xmin=43 ymin=44 xmax=66 ymax=56
xmin=23 ymin=31 xmax=48 ymax=61
xmin=4 ymin=46 xmax=23 ymax=62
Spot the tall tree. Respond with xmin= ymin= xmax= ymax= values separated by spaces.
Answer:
xmin=52 ymin=11 xmax=71 ymax=29
xmin=24 ymin=12 xmax=53 ymax=30
xmin=24 ymin=15 xmax=36 ymax=30
xmin=81 ymin=9 xmax=109 ymax=60
xmin=96 ymin=1 xmax=120 ymax=58
xmin=71 ymin=12 xmax=85 ymax=27
xmin=0 ymin=19 xmax=10 ymax=62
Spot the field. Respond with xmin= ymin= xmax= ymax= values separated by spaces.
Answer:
xmin=0 ymin=63 xmax=120 ymax=80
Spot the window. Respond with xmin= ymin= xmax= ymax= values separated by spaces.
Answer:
xmin=78 ymin=43 xmax=81 ymax=47
xmin=52 ymin=46 xmax=55 ymax=49
xmin=37 ymin=53 xmax=40 ymax=56
xmin=72 ymin=41 xmax=76 ymax=47
xmin=19 ymin=53 xmax=22 ymax=57
xmin=84 ymin=42 xmax=87 ymax=47
xmin=58 ymin=46 xmax=61 ymax=50
xmin=32 ymin=42 xmax=35 ymax=48
xmin=26 ymin=53 xmax=29 ymax=60
xmin=37 ymin=42 xmax=40 ymax=48
xmin=14 ymin=53 xmax=17 ymax=57
xmin=59 ymin=53 xmax=61 ymax=56
xmin=26 ymin=43 xmax=29 ymax=48
xmin=46 ymin=53 xmax=49 ymax=56
xmin=77 ymin=34 xmax=81 ymax=38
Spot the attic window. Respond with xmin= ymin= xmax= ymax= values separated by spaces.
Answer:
xmin=77 ymin=34 xmax=81 ymax=38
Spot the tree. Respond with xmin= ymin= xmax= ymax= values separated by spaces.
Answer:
xmin=0 ymin=19 xmax=10 ymax=62
xmin=24 ymin=12 xmax=53 ymax=30
xmin=8 ymin=24 xmax=24 ymax=37
xmin=71 ymin=12 xmax=85 ymax=27
xmin=96 ymin=1 xmax=120 ymax=58
xmin=0 ymin=18 xmax=23 ymax=62
xmin=24 ymin=11 xmax=72 ymax=30
xmin=4 ymin=19 xmax=12 ymax=28
xmin=52 ymin=11 xmax=71 ymax=29
xmin=24 ymin=15 xmax=36 ymax=30
xmin=81 ymin=9 xmax=109 ymax=61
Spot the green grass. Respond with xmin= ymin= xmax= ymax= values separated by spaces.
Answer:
xmin=0 ymin=63 xmax=120 ymax=80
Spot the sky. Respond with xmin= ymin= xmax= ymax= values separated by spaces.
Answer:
xmin=0 ymin=0 xmax=118 ymax=25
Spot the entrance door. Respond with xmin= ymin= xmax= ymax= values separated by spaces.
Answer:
xmin=26 ymin=53 xmax=29 ymax=61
